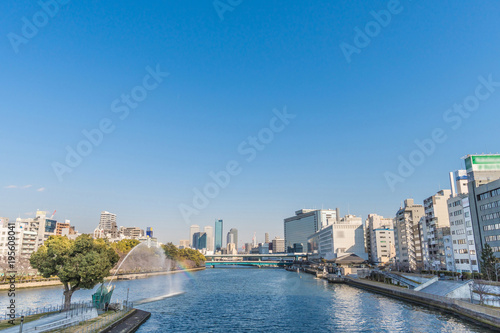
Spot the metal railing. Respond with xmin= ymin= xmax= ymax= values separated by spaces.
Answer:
xmin=74 ymin=302 xmax=134 ymax=333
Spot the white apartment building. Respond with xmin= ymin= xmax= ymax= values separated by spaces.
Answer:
xmin=272 ymin=237 xmax=285 ymax=253
xmin=204 ymin=226 xmax=214 ymax=252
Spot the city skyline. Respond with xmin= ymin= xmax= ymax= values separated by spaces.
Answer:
xmin=2 ymin=1 xmax=500 ymax=244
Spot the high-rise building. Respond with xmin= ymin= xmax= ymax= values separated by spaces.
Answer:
xmin=204 ymin=226 xmax=214 ymax=252
xmin=227 ymin=228 xmax=238 ymax=250
xmin=215 ymin=219 xmax=223 ymax=251
xmin=190 ymin=225 xmax=200 ymax=248
xmin=146 ymin=227 xmax=153 ymax=238
xmin=192 ymin=231 xmax=207 ymax=250
xmin=265 ymin=233 xmax=269 ymax=244
xmin=272 ymin=237 xmax=285 ymax=253
xmin=394 ymin=199 xmax=424 ymax=271
xmin=284 ymin=209 xmax=338 ymax=253
xmin=422 ymin=189 xmax=452 ymax=270
xmin=365 ymin=214 xmax=395 ymax=265
xmin=465 ymin=154 xmax=500 ymax=261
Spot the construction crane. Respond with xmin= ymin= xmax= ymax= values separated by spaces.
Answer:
xmin=50 ymin=210 xmax=56 ymax=219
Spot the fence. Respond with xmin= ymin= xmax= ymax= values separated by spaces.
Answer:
xmin=2 ymin=300 xmax=94 ymax=321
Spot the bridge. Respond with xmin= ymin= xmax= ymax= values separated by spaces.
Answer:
xmin=206 ymin=261 xmax=293 ymax=267
xmin=204 ymin=253 xmax=307 ymax=260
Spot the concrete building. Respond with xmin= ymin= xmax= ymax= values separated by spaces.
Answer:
xmin=227 ymin=242 xmax=237 ymax=255
xmin=0 ymin=218 xmax=37 ymax=258
xmin=227 ymin=228 xmax=238 ymax=250
xmin=465 ymin=154 xmax=500 ymax=260
xmin=265 ymin=233 xmax=269 ymax=244
xmin=447 ymin=172 xmax=480 ymax=273
xmin=284 ymin=209 xmax=338 ymax=253
xmin=192 ymin=232 xmax=207 ymax=250
xmin=204 ymin=226 xmax=214 ymax=252
xmin=394 ymin=199 xmax=424 ymax=271
xmin=190 ymin=225 xmax=200 ymax=248
xmin=272 ymin=237 xmax=285 ymax=253
xmin=365 ymin=214 xmax=395 ymax=265
xmin=307 ymin=214 xmax=366 ymax=260
xmin=99 ymin=211 xmax=118 ymax=238
xmin=422 ymin=190 xmax=452 ymax=270
xmin=120 ymin=227 xmax=144 ymax=239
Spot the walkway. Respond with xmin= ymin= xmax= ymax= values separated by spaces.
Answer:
xmin=105 ymin=310 xmax=150 ymax=333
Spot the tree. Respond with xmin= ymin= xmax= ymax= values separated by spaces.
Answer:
xmin=472 ymin=280 xmax=490 ymax=305
xmin=480 ymin=243 xmax=496 ymax=281
xmin=162 ymin=242 xmax=179 ymax=260
xmin=30 ymin=235 xmax=119 ymax=309
xmin=111 ymin=239 xmax=140 ymax=255
xmin=161 ymin=244 xmax=206 ymax=267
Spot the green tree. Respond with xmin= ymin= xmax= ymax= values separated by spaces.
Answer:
xmin=162 ymin=242 xmax=179 ymax=260
xmin=480 ymin=243 xmax=496 ymax=281
xmin=111 ymin=239 xmax=140 ymax=254
xmin=30 ymin=235 xmax=119 ymax=309
xmin=178 ymin=248 xmax=206 ymax=267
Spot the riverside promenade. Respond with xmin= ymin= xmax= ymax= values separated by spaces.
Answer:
xmin=294 ymin=266 xmax=500 ymax=330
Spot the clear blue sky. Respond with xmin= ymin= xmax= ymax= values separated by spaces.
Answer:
xmin=1 ymin=0 xmax=500 ymax=245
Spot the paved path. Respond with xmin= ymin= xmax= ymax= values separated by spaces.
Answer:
xmin=106 ymin=310 xmax=150 ymax=333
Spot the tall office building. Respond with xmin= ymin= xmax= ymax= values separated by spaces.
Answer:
xmin=190 ymin=225 xmax=200 ymax=248
xmin=284 ymin=209 xmax=338 ymax=253
xmin=215 ymin=219 xmax=223 ymax=251
xmin=179 ymin=240 xmax=190 ymax=249
xmin=465 ymin=155 xmax=500 ymax=260
xmin=192 ymin=232 xmax=207 ymax=250
xmin=146 ymin=227 xmax=153 ymax=238
xmin=204 ymin=226 xmax=214 ymax=252
xmin=227 ymin=228 xmax=238 ymax=250
xmin=422 ymin=190 xmax=452 ymax=270
xmin=394 ymin=199 xmax=424 ymax=271
xmin=265 ymin=233 xmax=269 ymax=244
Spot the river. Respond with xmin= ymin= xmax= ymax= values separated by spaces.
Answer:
xmin=0 ymin=268 xmax=494 ymax=332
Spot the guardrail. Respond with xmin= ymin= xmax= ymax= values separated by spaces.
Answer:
xmin=74 ymin=302 xmax=134 ymax=333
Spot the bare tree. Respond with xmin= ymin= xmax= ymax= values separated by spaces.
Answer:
xmin=473 ymin=281 xmax=490 ymax=305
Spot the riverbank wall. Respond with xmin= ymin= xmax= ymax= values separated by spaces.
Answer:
xmin=0 ymin=267 xmax=206 ymax=290
xmin=344 ymin=277 xmax=500 ymax=330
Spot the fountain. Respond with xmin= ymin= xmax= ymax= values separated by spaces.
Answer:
xmin=104 ymin=240 xmax=184 ymax=306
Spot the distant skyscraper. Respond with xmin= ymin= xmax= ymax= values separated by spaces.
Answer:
xmin=215 ymin=219 xmax=223 ymax=250
xmin=190 ymin=225 xmax=200 ymax=248
xmin=227 ymin=228 xmax=238 ymax=249
xmin=265 ymin=233 xmax=269 ymax=243
xmin=146 ymin=227 xmax=153 ymax=238
xmin=204 ymin=226 xmax=214 ymax=252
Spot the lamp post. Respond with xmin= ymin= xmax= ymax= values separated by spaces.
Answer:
xmin=19 ymin=315 xmax=24 ymax=333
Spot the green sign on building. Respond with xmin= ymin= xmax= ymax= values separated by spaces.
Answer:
xmin=465 ymin=155 xmax=500 ymax=172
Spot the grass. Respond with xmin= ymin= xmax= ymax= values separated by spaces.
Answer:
xmin=0 ymin=311 xmax=59 ymax=329
xmin=49 ymin=309 xmax=134 ymax=333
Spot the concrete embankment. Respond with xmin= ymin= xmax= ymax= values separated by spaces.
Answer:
xmin=0 ymin=267 xmax=206 ymax=290
xmin=343 ymin=277 xmax=500 ymax=330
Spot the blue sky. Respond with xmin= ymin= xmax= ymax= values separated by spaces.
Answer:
xmin=1 ymin=0 xmax=500 ymax=245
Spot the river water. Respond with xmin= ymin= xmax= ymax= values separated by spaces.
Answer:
xmin=0 ymin=268 xmax=494 ymax=332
